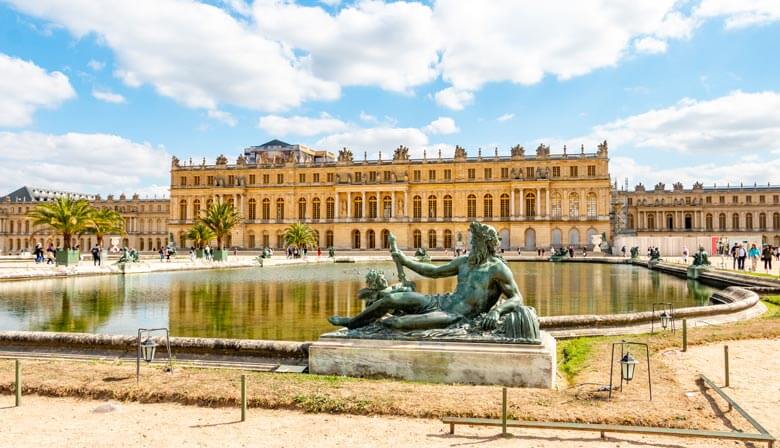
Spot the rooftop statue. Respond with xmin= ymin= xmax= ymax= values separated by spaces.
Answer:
xmin=536 ymin=143 xmax=550 ymax=158
xmin=453 ymin=145 xmax=467 ymax=159
xmin=510 ymin=144 xmax=525 ymax=158
xmin=338 ymin=147 xmax=354 ymax=163
xmin=327 ymin=221 xmax=541 ymax=344
xmin=393 ymin=145 xmax=410 ymax=161
xmin=215 ymin=154 xmax=228 ymax=165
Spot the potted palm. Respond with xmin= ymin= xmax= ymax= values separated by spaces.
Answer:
xmin=184 ymin=222 xmax=215 ymax=258
xmin=199 ymin=200 xmax=241 ymax=262
xmin=282 ymin=222 xmax=317 ymax=253
xmin=27 ymin=197 xmax=93 ymax=266
xmin=86 ymin=208 xmax=125 ymax=258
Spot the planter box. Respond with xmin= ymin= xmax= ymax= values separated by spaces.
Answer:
xmin=55 ymin=249 xmax=81 ymax=266
xmin=212 ymin=249 xmax=229 ymax=262
xmin=195 ymin=249 xmax=205 ymax=259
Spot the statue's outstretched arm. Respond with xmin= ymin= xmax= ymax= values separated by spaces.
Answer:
xmin=394 ymin=252 xmax=463 ymax=278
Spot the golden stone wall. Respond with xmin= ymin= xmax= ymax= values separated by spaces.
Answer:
xmin=169 ymin=146 xmax=612 ymax=250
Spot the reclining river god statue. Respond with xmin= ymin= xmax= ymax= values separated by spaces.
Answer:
xmin=327 ymin=221 xmax=541 ymax=344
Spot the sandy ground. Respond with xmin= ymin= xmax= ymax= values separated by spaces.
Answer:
xmin=0 ymin=395 xmax=739 ymax=448
xmin=667 ymin=338 xmax=780 ymax=438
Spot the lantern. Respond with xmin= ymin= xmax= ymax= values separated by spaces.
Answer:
xmin=141 ymin=338 xmax=157 ymax=363
xmin=659 ymin=310 xmax=670 ymax=329
xmin=620 ymin=352 xmax=638 ymax=382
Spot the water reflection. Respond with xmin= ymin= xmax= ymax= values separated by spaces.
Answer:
xmin=0 ymin=262 xmax=713 ymax=341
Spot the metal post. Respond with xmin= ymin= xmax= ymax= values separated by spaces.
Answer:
xmin=501 ymin=387 xmax=508 ymax=437
xmin=241 ymin=374 xmax=247 ymax=422
xmin=15 ymin=359 xmax=21 ymax=407
xmin=682 ymin=319 xmax=688 ymax=352
xmin=724 ymin=346 xmax=730 ymax=388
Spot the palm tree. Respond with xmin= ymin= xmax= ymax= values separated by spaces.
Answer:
xmin=282 ymin=222 xmax=317 ymax=249
xmin=27 ymin=197 xmax=93 ymax=250
xmin=86 ymin=208 xmax=125 ymax=248
xmin=185 ymin=222 xmax=215 ymax=250
xmin=199 ymin=200 xmax=241 ymax=250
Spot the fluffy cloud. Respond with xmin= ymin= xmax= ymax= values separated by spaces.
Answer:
xmin=6 ymin=0 xmax=339 ymax=113
xmin=258 ymin=113 xmax=348 ymax=136
xmin=0 ymin=131 xmax=170 ymax=196
xmin=422 ymin=117 xmax=459 ymax=135
xmin=316 ymin=127 xmax=429 ymax=157
xmin=497 ymin=113 xmax=514 ymax=122
xmin=253 ymin=0 xmax=439 ymax=93
xmin=434 ymin=87 xmax=473 ymax=110
xmin=612 ymin=155 xmax=780 ymax=188
xmin=207 ymin=109 xmax=237 ymax=127
xmin=0 ymin=53 xmax=75 ymax=127
xmin=91 ymin=88 xmax=126 ymax=104
xmin=589 ymin=91 xmax=780 ymax=153
xmin=634 ymin=37 xmax=668 ymax=54
xmin=87 ymin=59 xmax=105 ymax=71
xmin=695 ymin=0 xmax=780 ymax=29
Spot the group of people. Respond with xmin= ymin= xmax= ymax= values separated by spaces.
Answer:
xmin=158 ymin=246 xmax=176 ymax=262
xmin=726 ymin=243 xmax=777 ymax=273
xmin=32 ymin=243 xmax=56 ymax=264
xmin=286 ymin=246 xmax=309 ymax=259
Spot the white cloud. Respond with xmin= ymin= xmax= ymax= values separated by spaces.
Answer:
xmin=497 ymin=113 xmax=514 ymax=122
xmin=0 ymin=53 xmax=75 ymax=127
xmin=258 ymin=113 xmax=348 ymax=136
xmin=87 ymin=59 xmax=105 ymax=71
xmin=91 ymin=88 xmax=126 ymax=104
xmin=319 ymin=0 xmax=341 ymax=7
xmin=316 ymin=126 xmax=429 ymax=157
xmin=253 ymin=0 xmax=439 ymax=93
xmin=434 ymin=87 xmax=473 ymax=110
xmin=612 ymin=155 xmax=780 ymax=188
xmin=695 ymin=0 xmax=780 ymax=29
xmin=6 ymin=0 xmax=339 ymax=113
xmin=589 ymin=91 xmax=780 ymax=154
xmin=359 ymin=111 xmax=378 ymax=124
xmin=634 ymin=37 xmax=668 ymax=54
xmin=207 ymin=109 xmax=237 ymax=127
xmin=422 ymin=116 xmax=459 ymax=135
xmin=0 ymin=131 xmax=170 ymax=195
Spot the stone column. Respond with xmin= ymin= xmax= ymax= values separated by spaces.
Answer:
xmin=404 ymin=191 xmax=408 ymax=218
xmin=335 ymin=193 xmax=340 ymax=220
xmin=347 ymin=192 xmax=352 ymax=219
xmin=536 ymin=188 xmax=540 ymax=218
xmin=391 ymin=192 xmax=396 ymax=219
xmin=510 ymin=189 xmax=515 ymax=217
xmin=519 ymin=189 xmax=525 ymax=217
xmin=362 ymin=191 xmax=366 ymax=219
xmin=546 ymin=189 xmax=550 ymax=218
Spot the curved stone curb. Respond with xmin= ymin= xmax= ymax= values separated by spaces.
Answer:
xmin=0 ymin=331 xmax=309 ymax=360
xmin=540 ymin=286 xmax=759 ymax=330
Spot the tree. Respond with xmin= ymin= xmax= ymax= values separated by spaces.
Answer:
xmin=185 ymin=222 xmax=215 ymax=250
xmin=86 ymin=208 xmax=125 ymax=248
xmin=282 ymin=222 xmax=317 ymax=249
xmin=199 ymin=200 xmax=241 ymax=250
xmin=27 ymin=197 xmax=93 ymax=250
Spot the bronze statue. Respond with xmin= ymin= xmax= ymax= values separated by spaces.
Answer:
xmin=692 ymin=246 xmax=710 ymax=267
xmin=328 ymin=221 xmax=540 ymax=343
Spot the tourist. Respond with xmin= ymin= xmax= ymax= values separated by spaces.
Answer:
xmin=621 ymin=245 xmax=626 ymax=257
xmin=568 ymin=246 xmax=574 ymax=258
xmin=317 ymin=246 xmax=321 ymax=257
xmin=286 ymin=246 xmax=292 ymax=259
xmin=91 ymin=244 xmax=101 ymax=266
xmin=303 ymin=246 xmax=308 ymax=258
xmin=682 ymin=246 xmax=689 ymax=264
xmin=775 ymin=246 xmax=780 ymax=262
xmin=581 ymin=247 xmax=587 ymax=257
xmin=165 ymin=247 xmax=172 ymax=262
xmin=189 ymin=247 xmax=196 ymax=262
xmin=33 ymin=243 xmax=43 ymax=263
xmin=761 ymin=244 xmax=773 ymax=273
xmin=731 ymin=244 xmax=738 ymax=269
xmin=204 ymin=245 xmax=211 ymax=261
xmin=737 ymin=244 xmax=747 ymax=270
xmin=158 ymin=247 xmax=165 ymax=262
xmin=748 ymin=243 xmax=760 ymax=272
xmin=46 ymin=244 xmax=55 ymax=264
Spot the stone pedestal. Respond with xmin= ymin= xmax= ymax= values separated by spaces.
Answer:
xmin=309 ymin=332 xmax=556 ymax=388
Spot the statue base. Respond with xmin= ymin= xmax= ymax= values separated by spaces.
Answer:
xmin=308 ymin=331 xmax=556 ymax=388
xmin=117 ymin=262 xmax=152 ymax=274
xmin=687 ymin=264 xmax=711 ymax=279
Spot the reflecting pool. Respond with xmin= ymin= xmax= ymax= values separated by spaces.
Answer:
xmin=0 ymin=262 xmax=714 ymax=341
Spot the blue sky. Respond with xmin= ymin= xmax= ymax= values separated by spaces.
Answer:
xmin=1 ymin=0 xmax=779 ymax=197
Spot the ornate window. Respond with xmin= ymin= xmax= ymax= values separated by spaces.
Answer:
xmin=276 ymin=198 xmax=285 ymax=220
xmin=179 ymin=199 xmax=187 ymax=220
xmin=467 ymin=194 xmax=477 ymax=218
xmin=353 ymin=196 xmax=363 ymax=219
xmin=193 ymin=199 xmax=201 ymax=218
xmin=443 ymin=229 xmax=452 ymax=248
xmin=262 ymin=198 xmax=270 ymax=220
xmin=413 ymin=195 xmax=422 ymax=219
xmin=719 ymin=213 xmax=726 ymax=230
xmin=298 ymin=198 xmax=307 ymax=220
xmin=705 ymin=214 xmax=713 ymax=231
xmin=413 ymin=229 xmax=422 ymax=248
xmin=247 ymin=199 xmax=256 ymax=220
xmin=759 ymin=212 xmax=766 ymax=229
xmin=568 ymin=193 xmax=578 ymax=218
xmin=428 ymin=229 xmax=437 ymax=248
xmin=483 ymin=194 xmax=493 ymax=218
xmin=326 ymin=230 xmax=334 ymax=247
xmin=368 ymin=196 xmax=378 ymax=219
xmin=732 ymin=213 xmax=739 ymax=230
xmin=526 ymin=192 xmax=536 ymax=217
xmin=500 ymin=194 xmax=510 ymax=218
xmin=443 ymin=195 xmax=453 ymax=219
xmin=352 ymin=230 xmax=361 ymax=249
xmin=551 ymin=193 xmax=562 ymax=218
xmin=326 ymin=197 xmax=334 ymax=220
xmin=382 ymin=196 xmax=392 ymax=218
xmin=428 ymin=195 xmax=437 ymax=218
xmin=312 ymin=198 xmax=321 ymax=220
xmin=647 ymin=213 xmax=655 ymax=230
xmin=367 ymin=229 xmax=376 ymax=248
xmin=586 ymin=193 xmax=597 ymax=218
xmin=774 ymin=213 xmax=780 ymax=230
xmin=746 ymin=213 xmax=753 ymax=230
xmin=381 ymin=229 xmax=390 ymax=249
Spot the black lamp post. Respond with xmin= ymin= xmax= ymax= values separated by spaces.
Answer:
xmin=609 ymin=340 xmax=652 ymax=400
xmin=620 ymin=352 xmax=638 ymax=382
xmin=141 ymin=338 xmax=158 ymax=363
xmin=651 ymin=303 xmax=675 ymax=333
xmin=136 ymin=328 xmax=173 ymax=383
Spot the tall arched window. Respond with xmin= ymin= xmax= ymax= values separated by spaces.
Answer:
xmin=719 ymin=213 xmax=726 ymax=230
xmin=647 ymin=214 xmax=655 ymax=230
xmin=500 ymin=194 xmax=510 ymax=218
xmin=525 ymin=192 xmax=536 ymax=217
xmin=262 ymin=198 xmax=270 ymax=220
xmin=413 ymin=229 xmax=422 ymax=248
xmin=666 ymin=214 xmax=674 ymax=230
xmin=382 ymin=196 xmax=392 ymax=218
xmin=551 ymin=193 xmax=562 ymax=217
xmin=627 ymin=214 xmax=634 ymax=229
xmin=193 ymin=199 xmax=201 ymax=218
xmin=443 ymin=229 xmax=452 ymax=248
xmin=312 ymin=198 xmax=321 ymax=220
xmin=759 ymin=212 xmax=766 ymax=229
xmin=568 ymin=193 xmax=578 ymax=218
xmin=352 ymin=229 xmax=361 ymax=249
xmin=248 ymin=199 xmax=256 ymax=220
xmin=298 ymin=198 xmax=307 ymax=220
xmin=774 ymin=212 xmax=780 ymax=230
xmin=732 ymin=213 xmax=740 ymax=230
xmin=367 ymin=196 xmax=377 ymax=219
xmin=705 ymin=213 xmax=713 ymax=231
xmin=483 ymin=194 xmax=493 ymax=218
xmin=745 ymin=213 xmax=753 ymax=230
xmin=443 ymin=195 xmax=453 ymax=219
xmin=413 ymin=195 xmax=422 ymax=219
xmin=353 ymin=195 xmax=363 ymax=219
xmin=428 ymin=229 xmax=437 ymax=248
xmin=326 ymin=197 xmax=335 ymax=220
xmin=428 ymin=195 xmax=437 ymax=218
xmin=367 ymin=229 xmax=376 ymax=248
xmin=276 ymin=198 xmax=285 ymax=220
xmin=586 ymin=193 xmax=597 ymax=218
xmin=326 ymin=230 xmax=334 ymax=247
xmin=179 ymin=199 xmax=187 ymax=220
xmin=381 ymin=229 xmax=390 ymax=249
xmin=467 ymin=194 xmax=476 ymax=218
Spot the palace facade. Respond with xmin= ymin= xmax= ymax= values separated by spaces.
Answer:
xmin=614 ymin=182 xmax=780 ymax=251
xmin=0 ymin=186 xmax=169 ymax=254
xmin=168 ymin=140 xmax=613 ymax=251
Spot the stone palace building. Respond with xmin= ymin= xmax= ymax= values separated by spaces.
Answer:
xmin=3 ymin=139 xmax=779 ymax=254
